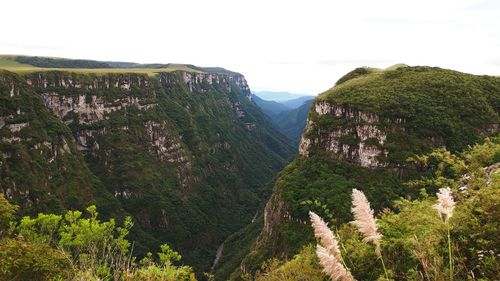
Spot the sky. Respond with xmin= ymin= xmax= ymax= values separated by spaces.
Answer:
xmin=0 ymin=0 xmax=499 ymax=95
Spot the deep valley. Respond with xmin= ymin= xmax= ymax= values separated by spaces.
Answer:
xmin=0 ymin=56 xmax=499 ymax=281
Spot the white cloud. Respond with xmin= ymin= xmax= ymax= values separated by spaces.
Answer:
xmin=0 ymin=0 xmax=498 ymax=94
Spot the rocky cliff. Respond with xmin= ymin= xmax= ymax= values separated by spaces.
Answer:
xmin=0 ymin=71 xmax=120 ymax=214
xmin=238 ymin=65 xmax=500 ymax=277
xmin=0 ymin=67 xmax=294 ymax=273
xmin=299 ymin=102 xmax=391 ymax=168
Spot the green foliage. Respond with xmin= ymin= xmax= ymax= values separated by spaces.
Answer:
xmin=0 ymin=202 xmax=198 ymax=281
xmin=0 ymin=70 xmax=118 ymax=215
xmin=0 ymin=236 xmax=73 ymax=281
xmin=1 ymin=68 xmax=294 ymax=277
xmin=318 ymin=66 xmax=499 ymax=156
xmin=271 ymin=99 xmax=314 ymax=146
xmin=0 ymin=193 xmax=17 ymax=230
xmin=335 ymin=66 xmax=376 ymax=85
xmin=241 ymin=152 xmax=403 ymax=275
xmin=132 ymin=263 xmax=196 ymax=281
xmin=15 ymin=56 xmax=111 ymax=69
xmin=254 ymin=245 xmax=328 ymax=281
xmin=279 ymin=153 xmax=402 ymax=224
xmin=409 ymin=137 xmax=500 ymax=196
xmin=0 ymin=55 xmax=242 ymax=76
xmin=253 ymin=138 xmax=500 ymax=280
xmin=463 ymin=137 xmax=500 ymax=168
xmin=243 ymin=66 xmax=499 ymax=277
xmin=158 ymin=244 xmax=182 ymax=264
xmin=218 ymin=219 xmax=263 ymax=280
xmin=12 ymin=205 xmax=133 ymax=280
xmin=134 ymin=244 xmax=196 ymax=281
xmin=0 ymin=195 xmax=70 ymax=281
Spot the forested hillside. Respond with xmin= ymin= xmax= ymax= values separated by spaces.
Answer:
xmin=237 ymin=65 xmax=499 ymax=280
xmin=251 ymin=138 xmax=500 ymax=280
xmin=0 ymin=57 xmax=294 ymax=275
xmin=252 ymin=95 xmax=314 ymax=146
xmin=1 ymin=59 xmax=499 ymax=280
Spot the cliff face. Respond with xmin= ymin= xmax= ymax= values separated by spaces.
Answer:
xmin=24 ymin=72 xmax=191 ymax=182
xmin=172 ymin=71 xmax=252 ymax=101
xmin=299 ymin=101 xmax=391 ymax=168
xmin=240 ymin=65 xmax=500 ymax=276
xmin=0 ymin=71 xmax=119 ymax=214
xmin=0 ymin=68 xmax=294 ymax=272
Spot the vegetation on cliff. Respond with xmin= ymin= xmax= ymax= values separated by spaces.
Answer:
xmin=252 ymin=94 xmax=314 ymax=146
xmin=0 ymin=61 xmax=294 ymax=276
xmin=240 ymin=66 xmax=499 ymax=279
xmin=312 ymin=65 xmax=499 ymax=160
xmin=246 ymin=138 xmax=500 ymax=280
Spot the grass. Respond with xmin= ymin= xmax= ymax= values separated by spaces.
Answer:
xmin=0 ymin=55 xmax=206 ymax=76
xmin=0 ymin=67 xmax=197 ymax=76
xmin=0 ymin=56 xmax=33 ymax=68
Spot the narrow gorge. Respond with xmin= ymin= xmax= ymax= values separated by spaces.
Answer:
xmin=0 ymin=65 xmax=294 ymax=274
xmin=1 ymin=58 xmax=499 ymax=281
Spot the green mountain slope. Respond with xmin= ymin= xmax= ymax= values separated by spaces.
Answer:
xmin=251 ymin=95 xmax=290 ymax=118
xmin=272 ymin=99 xmax=314 ymax=146
xmin=252 ymin=91 xmax=311 ymax=102
xmin=0 ymin=55 xmax=231 ymax=76
xmin=250 ymin=138 xmax=500 ymax=280
xmin=0 ymin=70 xmax=123 ymax=215
xmin=281 ymin=96 xmax=314 ymax=109
xmin=252 ymin=95 xmax=314 ymax=146
xmin=238 ymin=65 xmax=499 ymax=277
xmin=0 ymin=58 xmax=295 ymax=275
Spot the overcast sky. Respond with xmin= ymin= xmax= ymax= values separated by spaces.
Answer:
xmin=1 ymin=0 xmax=499 ymax=94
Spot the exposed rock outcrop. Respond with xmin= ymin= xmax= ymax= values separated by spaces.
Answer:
xmin=75 ymin=129 xmax=104 ymax=152
xmin=26 ymin=73 xmax=150 ymax=90
xmin=144 ymin=121 xmax=188 ymax=164
xmin=232 ymin=101 xmax=246 ymax=118
xmin=261 ymin=192 xmax=288 ymax=239
xmin=159 ymin=71 xmax=252 ymax=101
xmin=300 ymin=101 xmax=392 ymax=168
xmin=40 ymin=93 xmax=156 ymax=125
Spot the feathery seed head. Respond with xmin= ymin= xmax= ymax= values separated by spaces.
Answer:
xmin=351 ymin=189 xmax=382 ymax=255
xmin=309 ymin=211 xmax=341 ymax=258
xmin=434 ymin=187 xmax=455 ymax=222
xmin=316 ymin=244 xmax=354 ymax=281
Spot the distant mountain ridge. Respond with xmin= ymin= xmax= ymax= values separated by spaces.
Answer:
xmin=251 ymin=95 xmax=290 ymax=117
xmin=273 ymin=99 xmax=314 ymax=145
xmin=0 ymin=55 xmax=240 ymax=75
xmin=281 ymin=96 xmax=314 ymax=109
xmin=252 ymin=94 xmax=314 ymax=146
xmin=252 ymin=90 xmax=314 ymax=102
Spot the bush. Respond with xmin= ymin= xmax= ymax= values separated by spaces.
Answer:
xmin=0 ymin=200 xmax=198 ymax=281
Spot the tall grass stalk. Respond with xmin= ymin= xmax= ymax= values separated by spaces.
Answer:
xmin=447 ymin=223 xmax=453 ymax=281
xmin=351 ymin=189 xmax=388 ymax=280
xmin=434 ymin=187 xmax=455 ymax=281
xmin=309 ymin=211 xmax=354 ymax=281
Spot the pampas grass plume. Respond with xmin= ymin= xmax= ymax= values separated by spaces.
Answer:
xmin=316 ymin=244 xmax=354 ymax=281
xmin=309 ymin=211 xmax=341 ymax=258
xmin=434 ymin=187 xmax=455 ymax=222
xmin=351 ymin=189 xmax=382 ymax=255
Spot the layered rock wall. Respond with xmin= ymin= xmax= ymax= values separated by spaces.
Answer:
xmin=300 ymin=101 xmax=392 ymax=168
